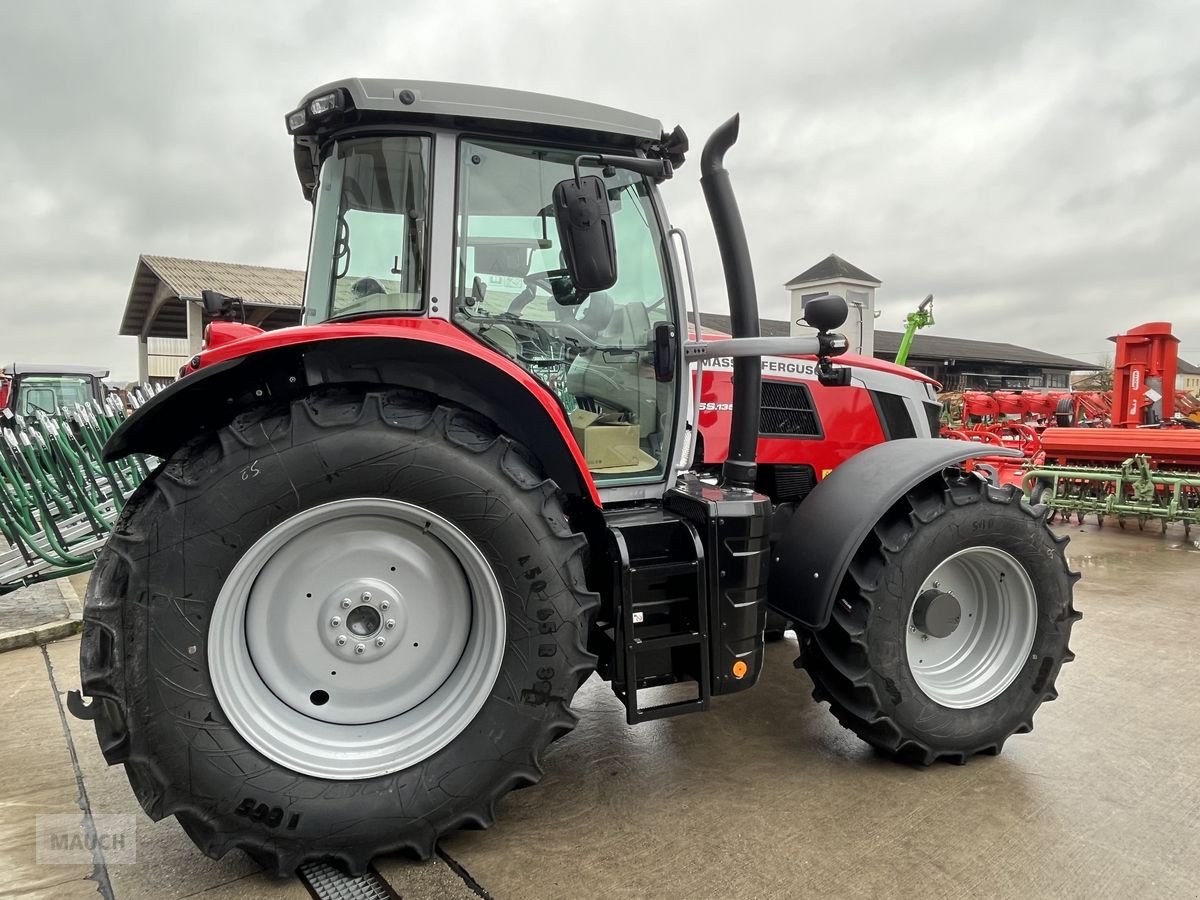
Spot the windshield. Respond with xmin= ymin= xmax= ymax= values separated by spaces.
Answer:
xmin=453 ymin=138 xmax=677 ymax=484
xmin=16 ymin=375 xmax=95 ymax=416
xmin=305 ymin=136 xmax=432 ymax=321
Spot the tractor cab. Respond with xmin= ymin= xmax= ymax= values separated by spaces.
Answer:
xmin=1 ymin=363 xmax=108 ymax=420
xmin=291 ymin=81 xmax=687 ymax=488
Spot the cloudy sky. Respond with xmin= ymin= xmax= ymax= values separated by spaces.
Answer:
xmin=3 ymin=0 xmax=1198 ymax=381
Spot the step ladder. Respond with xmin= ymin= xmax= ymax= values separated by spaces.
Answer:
xmin=603 ymin=510 xmax=711 ymax=724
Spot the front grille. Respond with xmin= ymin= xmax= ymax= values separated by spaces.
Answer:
xmin=757 ymin=463 xmax=817 ymax=502
xmin=759 ymin=380 xmax=821 ymax=437
xmin=872 ymin=391 xmax=918 ymax=439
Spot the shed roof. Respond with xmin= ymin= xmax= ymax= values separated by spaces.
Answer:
xmin=119 ymin=255 xmax=304 ymax=338
xmin=693 ymin=312 xmax=1098 ymax=371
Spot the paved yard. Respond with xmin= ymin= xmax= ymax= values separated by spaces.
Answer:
xmin=1 ymin=522 xmax=1197 ymax=898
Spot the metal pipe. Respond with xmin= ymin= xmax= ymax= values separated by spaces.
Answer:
xmin=700 ymin=114 xmax=761 ymax=489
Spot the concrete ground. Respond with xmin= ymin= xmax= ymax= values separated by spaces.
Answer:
xmin=1 ymin=522 xmax=1197 ymax=899
xmin=0 ymin=573 xmax=84 ymax=652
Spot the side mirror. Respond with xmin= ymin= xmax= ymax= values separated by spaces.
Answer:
xmin=802 ymin=294 xmax=848 ymax=332
xmin=552 ymin=175 xmax=618 ymax=293
xmin=201 ymin=290 xmax=245 ymax=323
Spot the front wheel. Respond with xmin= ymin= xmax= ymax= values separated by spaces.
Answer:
xmin=801 ymin=472 xmax=1080 ymax=765
xmin=79 ymin=389 xmax=597 ymax=874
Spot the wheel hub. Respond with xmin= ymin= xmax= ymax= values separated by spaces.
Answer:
xmin=912 ymin=589 xmax=961 ymax=639
xmin=905 ymin=546 xmax=1037 ymax=709
xmin=318 ymin=580 xmax=407 ymax=662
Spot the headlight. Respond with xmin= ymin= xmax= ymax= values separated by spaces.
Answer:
xmin=308 ymin=91 xmax=343 ymax=118
xmin=285 ymin=108 xmax=308 ymax=134
xmin=285 ymin=89 xmax=351 ymax=135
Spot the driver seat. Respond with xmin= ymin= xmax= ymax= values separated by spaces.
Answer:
xmin=566 ymin=301 xmax=658 ymax=437
xmin=562 ymin=292 xmax=615 ymax=341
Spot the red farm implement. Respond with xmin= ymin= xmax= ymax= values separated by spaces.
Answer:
xmin=946 ymin=323 xmax=1200 ymax=535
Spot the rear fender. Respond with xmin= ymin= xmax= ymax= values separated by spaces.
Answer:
xmin=106 ymin=332 xmax=601 ymax=507
xmin=768 ymin=439 xmax=1020 ymax=629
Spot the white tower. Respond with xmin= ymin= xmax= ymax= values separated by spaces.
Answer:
xmin=785 ymin=254 xmax=881 ymax=356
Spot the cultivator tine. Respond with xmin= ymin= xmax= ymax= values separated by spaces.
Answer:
xmin=0 ymin=387 xmax=158 ymax=593
xmin=1025 ymin=455 xmax=1200 ymax=533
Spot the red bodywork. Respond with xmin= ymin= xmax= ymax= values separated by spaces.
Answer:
xmin=188 ymin=318 xmax=603 ymax=506
xmin=205 ymin=321 xmax=265 ymax=352
xmin=696 ymin=351 xmax=938 ymax=479
xmin=188 ymin=319 xmax=938 ymax=506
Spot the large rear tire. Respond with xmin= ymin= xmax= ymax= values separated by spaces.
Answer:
xmin=79 ymin=388 xmax=597 ymax=874
xmin=800 ymin=471 xmax=1080 ymax=764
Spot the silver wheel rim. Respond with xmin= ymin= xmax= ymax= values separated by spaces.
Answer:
xmin=905 ymin=546 xmax=1037 ymax=709
xmin=209 ymin=498 xmax=505 ymax=780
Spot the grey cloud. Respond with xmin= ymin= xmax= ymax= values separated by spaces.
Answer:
xmin=2 ymin=0 xmax=1198 ymax=381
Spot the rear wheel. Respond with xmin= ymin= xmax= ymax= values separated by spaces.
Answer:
xmin=800 ymin=472 xmax=1080 ymax=764
xmin=79 ymin=389 xmax=597 ymax=874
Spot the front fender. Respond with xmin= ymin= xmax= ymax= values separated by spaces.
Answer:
xmin=107 ymin=321 xmax=601 ymax=506
xmin=768 ymin=439 xmax=1020 ymax=629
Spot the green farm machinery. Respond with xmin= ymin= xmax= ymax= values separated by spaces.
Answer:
xmin=1025 ymin=454 xmax=1200 ymax=538
xmin=0 ymin=390 xmax=155 ymax=593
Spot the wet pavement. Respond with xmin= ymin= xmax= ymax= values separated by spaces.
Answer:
xmin=1 ymin=523 xmax=1197 ymax=898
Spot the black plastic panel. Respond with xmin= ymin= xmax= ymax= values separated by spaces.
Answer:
xmin=871 ymin=390 xmax=917 ymax=439
xmin=923 ymin=400 xmax=943 ymax=437
xmin=666 ymin=479 xmax=772 ymax=695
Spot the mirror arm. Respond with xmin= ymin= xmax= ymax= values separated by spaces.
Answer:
xmin=572 ymin=154 xmax=674 ymax=185
xmin=684 ymin=333 xmax=848 ymax=361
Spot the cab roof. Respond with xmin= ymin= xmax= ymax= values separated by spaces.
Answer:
xmin=6 ymin=363 xmax=109 ymax=378
xmin=290 ymin=78 xmax=670 ymax=199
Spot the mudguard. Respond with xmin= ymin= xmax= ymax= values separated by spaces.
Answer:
xmin=106 ymin=319 xmax=602 ymax=506
xmin=768 ymin=438 xmax=1021 ymax=629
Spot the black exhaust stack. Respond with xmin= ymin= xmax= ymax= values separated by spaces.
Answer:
xmin=700 ymin=114 xmax=760 ymax=490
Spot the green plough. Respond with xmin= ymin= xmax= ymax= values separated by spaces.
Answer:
xmin=1023 ymin=454 xmax=1200 ymax=538
xmin=0 ymin=390 xmax=157 ymax=594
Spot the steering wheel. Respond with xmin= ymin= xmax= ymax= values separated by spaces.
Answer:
xmin=523 ymin=268 xmax=569 ymax=292
xmin=507 ymin=269 xmax=572 ymax=316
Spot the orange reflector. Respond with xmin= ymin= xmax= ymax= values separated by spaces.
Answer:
xmin=732 ymin=660 xmax=748 ymax=679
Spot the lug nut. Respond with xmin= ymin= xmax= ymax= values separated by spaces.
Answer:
xmin=375 ymin=637 xmax=386 ymax=647
xmin=336 ymin=635 xmax=347 ymax=646
xmin=355 ymin=643 xmax=366 ymax=655
xmin=385 ymin=619 xmax=396 ymax=629
xmin=330 ymin=616 xmax=341 ymax=627
xmin=341 ymin=598 xmax=352 ymax=609
xmin=361 ymin=591 xmax=372 ymax=602
xmin=380 ymin=600 xmax=390 ymax=610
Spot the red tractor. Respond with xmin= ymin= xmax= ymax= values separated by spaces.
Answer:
xmin=72 ymin=79 xmax=1079 ymax=875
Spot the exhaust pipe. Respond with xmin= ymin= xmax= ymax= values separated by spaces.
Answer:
xmin=700 ymin=114 xmax=760 ymax=490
